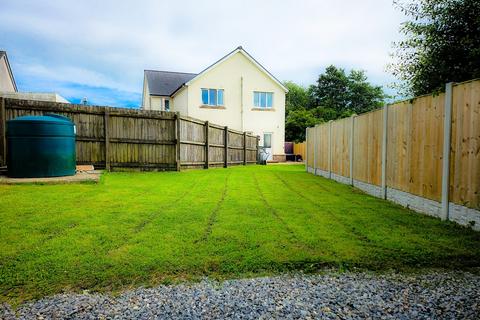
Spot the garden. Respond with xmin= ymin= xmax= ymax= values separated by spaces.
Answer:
xmin=1 ymin=164 xmax=479 ymax=304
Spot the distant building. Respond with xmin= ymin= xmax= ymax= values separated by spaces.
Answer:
xmin=0 ymin=50 xmax=70 ymax=103
xmin=0 ymin=92 xmax=69 ymax=103
xmin=0 ymin=51 xmax=17 ymax=93
xmin=142 ymin=46 xmax=287 ymax=161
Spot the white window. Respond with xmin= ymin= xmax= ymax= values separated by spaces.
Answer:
xmin=254 ymin=91 xmax=273 ymax=108
xmin=263 ymin=133 xmax=272 ymax=148
xmin=164 ymin=99 xmax=170 ymax=111
xmin=201 ymin=88 xmax=224 ymax=106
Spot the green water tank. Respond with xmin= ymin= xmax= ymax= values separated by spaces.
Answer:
xmin=7 ymin=114 xmax=76 ymax=178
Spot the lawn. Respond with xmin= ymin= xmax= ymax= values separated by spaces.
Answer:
xmin=1 ymin=164 xmax=480 ymax=303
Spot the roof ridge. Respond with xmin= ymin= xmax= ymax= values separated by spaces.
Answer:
xmin=182 ymin=46 xmax=287 ymax=92
xmin=144 ymin=69 xmax=197 ymax=75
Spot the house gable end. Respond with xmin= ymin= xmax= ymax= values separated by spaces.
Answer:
xmin=185 ymin=47 xmax=287 ymax=93
xmin=0 ymin=51 xmax=18 ymax=92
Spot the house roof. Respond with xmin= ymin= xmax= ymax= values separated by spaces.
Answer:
xmin=185 ymin=46 xmax=288 ymax=93
xmin=144 ymin=70 xmax=197 ymax=96
xmin=145 ymin=46 xmax=288 ymax=98
xmin=0 ymin=51 xmax=18 ymax=92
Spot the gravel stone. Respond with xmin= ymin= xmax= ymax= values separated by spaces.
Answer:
xmin=1 ymin=270 xmax=479 ymax=319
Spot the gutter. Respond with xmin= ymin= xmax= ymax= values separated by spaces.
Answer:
xmin=240 ymin=76 xmax=244 ymax=131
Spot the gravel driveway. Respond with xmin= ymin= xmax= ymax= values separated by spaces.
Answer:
xmin=2 ymin=270 xmax=479 ymax=319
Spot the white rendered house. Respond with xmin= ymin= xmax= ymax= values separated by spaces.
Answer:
xmin=142 ymin=46 xmax=287 ymax=161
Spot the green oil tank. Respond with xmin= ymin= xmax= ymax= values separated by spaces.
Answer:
xmin=7 ymin=114 xmax=76 ymax=178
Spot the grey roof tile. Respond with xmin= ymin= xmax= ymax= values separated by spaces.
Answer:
xmin=145 ymin=70 xmax=197 ymax=96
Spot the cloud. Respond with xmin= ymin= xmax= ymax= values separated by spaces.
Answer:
xmin=0 ymin=0 xmax=406 ymax=107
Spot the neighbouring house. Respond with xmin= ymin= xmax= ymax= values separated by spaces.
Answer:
xmin=0 ymin=50 xmax=70 ymax=103
xmin=0 ymin=51 xmax=17 ymax=93
xmin=0 ymin=92 xmax=70 ymax=103
xmin=142 ymin=46 xmax=288 ymax=161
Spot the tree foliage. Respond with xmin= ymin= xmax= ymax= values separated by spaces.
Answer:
xmin=311 ymin=66 xmax=385 ymax=116
xmin=284 ymin=66 xmax=385 ymax=142
xmin=390 ymin=0 xmax=480 ymax=96
xmin=284 ymin=81 xmax=311 ymax=116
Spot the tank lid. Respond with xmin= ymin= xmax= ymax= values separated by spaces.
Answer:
xmin=8 ymin=114 xmax=73 ymax=125
xmin=6 ymin=113 xmax=75 ymax=137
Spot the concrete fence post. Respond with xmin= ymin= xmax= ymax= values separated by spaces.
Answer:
xmin=441 ymin=82 xmax=454 ymax=220
xmin=349 ymin=114 xmax=356 ymax=186
xmin=328 ymin=120 xmax=333 ymax=179
xmin=305 ymin=127 xmax=308 ymax=172
xmin=313 ymin=126 xmax=317 ymax=175
xmin=381 ymin=104 xmax=388 ymax=199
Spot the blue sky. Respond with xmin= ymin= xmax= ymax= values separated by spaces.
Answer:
xmin=0 ymin=0 xmax=407 ymax=108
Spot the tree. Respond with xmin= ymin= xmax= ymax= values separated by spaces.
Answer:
xmin=284 ymin=81 xmax=311 ymax=116
xmin=311 ymin=66 xmax=350 ymax=115
xmin=283 ymin=66 xmax=384 ymax=142
xmin=390 ymin=0 xmax=480 ymax=96
xmin=347 ymin=70 xmax=385 ymax=114
xmin=285 ymin=109 xmax=317 ymax=142
xmin=311 ymin=65 xmax=385 ymax=117
xmin=284 ymin=82 xmax=317 ymax=142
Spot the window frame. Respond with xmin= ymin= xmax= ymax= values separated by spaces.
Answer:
xmin=201 ymin=88 xmax=224 ymax=107
xmin=253 ymin=91 xmax=273 ymax=108
xmin=263 ymin=132 xmax=272 ymax=148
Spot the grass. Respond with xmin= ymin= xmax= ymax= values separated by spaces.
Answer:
xmin=1 ymin=164 xmax=480 ymax=304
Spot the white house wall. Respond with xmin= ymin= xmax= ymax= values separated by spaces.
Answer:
xmin=142 ymin=76 xmax=151 ymax=109
xmin=174 ymin=52 xmax=285 ymax=156
xmin=0 ymin=55 xmax=16 ymax=92
xmin=172 ymin=87 xmax=188 ymax=115
xmin=149 ymin=96 xmax=163 ymax=110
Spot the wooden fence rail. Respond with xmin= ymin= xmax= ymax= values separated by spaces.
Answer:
xmin=0 ymin=98 xmax=259 ymax=171
xmin=306 ymin=79 xmax=480 ymax=230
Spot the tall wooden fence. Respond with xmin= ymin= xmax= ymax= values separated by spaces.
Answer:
xmin=306 ymin=79 xmax=480 ymax=229
xmin=0 ymin=98 xmax=258 ymax=171
xmin=293 ymin=142 xmax=306 ymax=160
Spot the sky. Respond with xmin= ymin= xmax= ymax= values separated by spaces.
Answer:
xmin=0 ymin=0 xmax=407 ymax=108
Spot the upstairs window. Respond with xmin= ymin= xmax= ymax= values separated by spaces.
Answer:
xmin=201 ymin=88 xmax=224 ymax=106
xmin=164 ymin=99 xmax=170 ymax=111
xmin=254 ymin=91 xmax=273 ymax=108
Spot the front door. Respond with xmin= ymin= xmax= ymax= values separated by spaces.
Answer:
xmin=263 ymin=133 xmax=273 ymax=161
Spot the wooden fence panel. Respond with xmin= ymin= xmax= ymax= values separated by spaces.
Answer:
xmin=353 ymin=109 xmax=383 ymax=186
xmin=315 ymin=124 xmax=330 ymax=171
xmin=180 ymin=118 xmax=206 ymax=166
xmin=331 ymin=117 xmax=351 ymax=177
xmin=208 ymin=126 xmax=225 ymax=165
xmin=386 ymin=101 xmax=410 ymax=195
xmin=306 ymin=127 xmax=314 ymax=167
xmin=387 ymin=94 xmax=444 ymax=202
xmin=293 ymin=142 xmax=306 ymax=160
xmin=228 ymin=131 xmax=243 ymax=148
xmin=180 ymin=118 xmax=205 ymax=143
xmin=227 ymin=131 xmax=244 ymax=164
xmin=450 ymin=81 xmax=480 ymax=209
